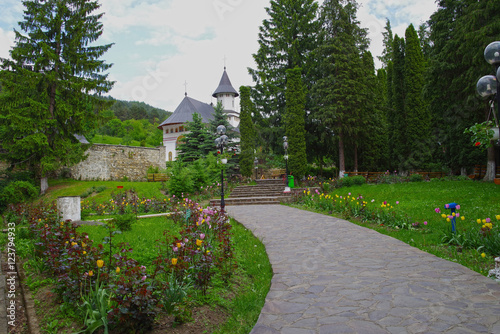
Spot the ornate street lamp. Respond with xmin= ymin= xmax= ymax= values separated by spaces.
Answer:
xmin=477 ymin=41 xmax=500 ymax=127
xmin=254 ymin=156 xmax=259 ymax=180
xmin=215 ymin=125 xmax=228 ymax=212
xmin=283 ymin=136 xmax=289 ymax=187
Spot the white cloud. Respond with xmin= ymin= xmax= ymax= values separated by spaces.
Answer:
xmin=0 ymin=28 xmax=15 ymax=60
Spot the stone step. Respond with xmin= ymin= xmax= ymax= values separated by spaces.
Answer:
xmin=230 ymin=191 xmax=288 ymax=198
xmin=210 ymin=196 xmax=281 ymax=206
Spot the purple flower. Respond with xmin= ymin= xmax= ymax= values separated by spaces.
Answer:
xmin=141 ymin=275 xmax=146 ymax=281
xmin=396 ymin=201 xmax=399 ymax=205
xmin=435 ymin=208 xmax=441 ymax=214
xmin=456 ymin=205 xmax=460 ymax=210
xmin=424 ymin=221 xmax=428 ymax=225
xmin=445 ymin=204 xmax=449 ymax=209
xmin=200 ymin=233 xmax=205 ymax=240
xmin=486 ymin=218 xmax=491 ymax=223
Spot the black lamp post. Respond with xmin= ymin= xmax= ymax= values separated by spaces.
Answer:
xmin=477 ymin=41 xmax=500 ymax=137
xmin=283 ymin=136 xmax=289 ymax=186
xmin=215 ymin=125 xmax=228 ymax=212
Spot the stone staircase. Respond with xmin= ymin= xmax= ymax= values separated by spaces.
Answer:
xmin=210 ymin=179 xmax=292 ymax=206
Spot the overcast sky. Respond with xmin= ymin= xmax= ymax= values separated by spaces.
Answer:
xmin=0 ymin=0 xmax=438 ymax=113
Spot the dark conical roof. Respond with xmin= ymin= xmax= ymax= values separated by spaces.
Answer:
xmin=157 ymin=96 xmax=214 ymax=129
xmin=212 ymin=67 xmax=239 ymax=98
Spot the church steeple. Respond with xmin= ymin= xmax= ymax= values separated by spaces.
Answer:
xmin=212 ymin=67 xmax=239 ymax=99
xmin=212 ymin=66 xmax=240 ymax=128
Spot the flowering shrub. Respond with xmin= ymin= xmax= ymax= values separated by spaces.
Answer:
xmin=7 ymin=193 xmax=235 ymax=332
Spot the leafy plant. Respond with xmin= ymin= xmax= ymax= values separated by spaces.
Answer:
xmin=464 ymin=120 xmax=498 ymax=148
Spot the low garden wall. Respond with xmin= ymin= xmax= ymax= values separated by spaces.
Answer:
xmin=69 ymin=144 xmax=165 ymax=182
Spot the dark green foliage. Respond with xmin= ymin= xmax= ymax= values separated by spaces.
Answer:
xmin=177 ymin=113 xmax=213 ymax=162
xmin=167 ymin=161 xmax=194 ymax=197
xmin=0 ymin=181 xmax=38 ymax=208
xmin=403 ymin=24 xmax=430 ymax=171
xmin=389 ymin=35 xmax=406 ymax=170
xmin=238 ymin=86 xmax=256 ymax=177
xmin=0 ymin=0 xmax=113 ymax=186
xmin=112 ymin=214 xmax=136 ymax=232
xmin=284 ymin=67 xmax=307 ymax=179
xmin=378 ymin=19 xmax=394 ymax=67
xmin=311 ymin=0 xmax=368 ymax=174
xmin=248 ymin=0 xmax=319 ymax=153
xmin=409 ymin=173 xmax=424 ymax=182
xmin=337 ymin=175 xmax=366 ymax=187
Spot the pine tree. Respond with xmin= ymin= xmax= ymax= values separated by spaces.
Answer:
xmin=284 ymin=67 xmax=307 ymax=179
xmin=248 ymin=0 xmax=319 ymax=153
xmin=0 ymin=0 xmax=113 ymax=193
xmin=238 ymin=86 xmax=256 ymax=178
xmin=177 ymin=113 xmax=213 ymax=162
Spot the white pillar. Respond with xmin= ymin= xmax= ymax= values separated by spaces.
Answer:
xmin=57 ymin=196 xmax=81 ymax=222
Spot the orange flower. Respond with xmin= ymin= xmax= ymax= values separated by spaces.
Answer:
xmin=172 ymin=258 xmax=178 ymax=265
xmin=196 ymin=239 xmax=203 ymax=247
xmin=89 ymin=270 xmax=94 ymax=277
xmin=116 ymin=267 xmax=120 ymax=274
xmin=97 ymin=260 xmax=104 ymax=268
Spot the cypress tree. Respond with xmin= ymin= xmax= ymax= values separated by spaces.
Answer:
xmin=238 ymin=86 xmax=256 ymax=178
xmin=0 ymin=0 xmax=113 ymax=193
xmin=390 ymin=35 xmax=406 ymax=170
xmin=284 ymin=67 xmax=307 ymax=179
xmin=403 ymin=24 xmax=430 ymax=171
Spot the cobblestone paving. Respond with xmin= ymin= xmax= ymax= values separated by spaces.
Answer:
xmin=226 ymin=205 xmax=500 ymax=334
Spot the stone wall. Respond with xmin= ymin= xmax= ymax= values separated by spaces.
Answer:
xmin=69 ymin=144 xmax=166 ymax=181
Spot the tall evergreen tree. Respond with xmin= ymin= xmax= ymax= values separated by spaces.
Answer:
xmin=311 ymin=0 xmax=368 ymax=177
xmin=0 ymin=0 xmax=113 ymax=193
xmin=238 ymin=86 xmax=256 ymax=178
xmin=284 ymin=67 xmax=307 ymax=179
xmin=403 ymin=24 xmax=430 ymax=171
xmin=248 ymin=0 xmax=319 ymax=153
xmin=378 ymin=18 xmax=394 ymax=68
xmin=389 ymin=35 xmax=406 ymax=170
xmin=426 ymin=0 xmax=500 ymax=178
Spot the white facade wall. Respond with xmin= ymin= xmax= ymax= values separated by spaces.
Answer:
xmin=161 ymin=124 xmax=187 ymax=161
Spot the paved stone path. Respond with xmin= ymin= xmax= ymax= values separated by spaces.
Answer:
xmin=226 ymin=205 xmax=500 ymax=334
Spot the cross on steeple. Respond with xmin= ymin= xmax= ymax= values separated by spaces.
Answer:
xmin=183 ymin=80 xmax=188 ymax=96
xmin=223 ymin=55 xmax=227 ymax=70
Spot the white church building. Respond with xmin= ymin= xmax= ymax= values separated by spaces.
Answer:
xmin=157 ymin=67 xmax=240 ymax=161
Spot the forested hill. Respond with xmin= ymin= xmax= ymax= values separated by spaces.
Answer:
xmin=103 ymin=96 xmax=172 ymax=124
xmin=91 ymin=97 xmax=172 ymax=147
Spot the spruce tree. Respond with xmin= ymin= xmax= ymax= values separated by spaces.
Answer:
xmin=284 ymin=67 xmax=307 ymax=179
xmin=311 ymin=0 xmax=367 ymax=177
xmin=378 ymin=19 xmax=394 ymax=68
xmin=0 ymin=0 xmax=113 ymax=193
xmin=177 ymin=113 xmax=213 ymax=162
xmin=390 ymin=35 xmax=406 ymax=170
xmin=248 ymin=0 xmax=319 ymax=153
xmin=238 ymin=86 xmax=256 ymax=178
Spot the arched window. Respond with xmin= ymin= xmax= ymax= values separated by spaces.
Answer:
xmin=175 ymin=128 xmax=178 ymax=133
xmin=168 ymin=152 xmax=173 ymax=161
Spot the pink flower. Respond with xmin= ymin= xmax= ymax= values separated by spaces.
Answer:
xmin=141 ymin=275 xmax=146 ymax=281
xmin=456 ymin=213 xmax=460 ymax=217
xmin=424 ymin=221 xmax=428 ymax=225
xmin=486 ymin=218 xmax=491 ymax=223
xmin=456 ymin=205 xmax=460 ymax=210
xmin=200 ymin=233 xmax=205 ymax=240
xmin=435 ymin=208 xmax=441 ymax=214
xmin=396 ymin=201 xmax=399 ymax=205
xmin=445 ymin=204 xmax=449 ymax=209
xmin=173 ymin=247 xmax=178 ymax=252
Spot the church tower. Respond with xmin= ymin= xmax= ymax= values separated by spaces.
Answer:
xmin=212 ymin=67 xmax=240 ymax=128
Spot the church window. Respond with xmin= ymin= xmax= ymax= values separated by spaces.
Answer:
xmin=179 ymin=126 xmax=184 ymax=132
xmin=168 ymin=152 xmax=173 ymax=161
xmin=175 ymin=128 xmax=178 ymax=133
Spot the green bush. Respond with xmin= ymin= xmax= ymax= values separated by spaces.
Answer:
xmin=0 ymin=181 xmax=39 ymax=207
xmin=338 ymin=175 xmax=366 ymax=188
xmin=111 ymin=213 xmax=136 ymax=232
xmin=307 ymin=165 xmax=337 ymax=179
xmin=409 ymin=174 xmax=424 ymax=182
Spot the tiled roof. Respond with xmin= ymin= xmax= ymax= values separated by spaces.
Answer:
xmin=158 ymin=96 xmax=215 ymax=128
xmin=212 ymin=68 xmax=239 ymax=97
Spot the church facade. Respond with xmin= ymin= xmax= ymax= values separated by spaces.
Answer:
xmin=157 ymin=67 xmax=240 ymax=161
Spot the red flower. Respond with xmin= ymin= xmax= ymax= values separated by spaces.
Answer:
xmin=475 ymin=142 xmax=481 ymax=147
xmin=217 ymin=151 xmax=221 ymax=154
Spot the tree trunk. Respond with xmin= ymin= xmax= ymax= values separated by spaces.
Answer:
xmin=484 ymin=144 xmax=496 ymax=181
xmin=354 ymin=142 xmax=358 ymax=172
xmin=40 ymin=177 xmax=49 ymax=195
xmin=339 ymin=130 xmax=345 ymax=178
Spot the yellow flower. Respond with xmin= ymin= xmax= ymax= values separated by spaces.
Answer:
xmin=452 ymin=212 xmax=456 ymax=217
xmin=496 ymin=215 xmax=500 ymax=220
xmin=177 ymin=243 xmax=181 ymax=248
xmin=461 ymin=216 xmax=465 ymax=221
xmin=481 ymin=253 xmax=486 ymax=258
xmin=482 ymin=219 xmax=486 ymax=224
xmin=71 ymin=242 xmax=77 ymax=246
xmin=89 ymin=270 xmax=94 ymax=277
xmin=83 ymin=251 xmax=87 ymax=255
xmin=196 ymin=239 xmax=203 ymax=247
xmin=116 ymin=267 xmax=120 ymax=274
xmin=477 ymin=219 xmax=482 ymax=224
xmin=82 ymin=242 xmax=87 ymax=248
xmin=446 ymin=218 xmax=451 ymax=222
xmin=441 ymin=214 xmax=447 ymax=218
xmin=172 ymin=258 xmax=178 ymax=265
xmin=97 ymin=260 xmax=104 ymax=268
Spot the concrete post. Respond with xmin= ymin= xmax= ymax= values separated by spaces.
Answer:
xmin=57 ymin=196 xmax=81 ymax=222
